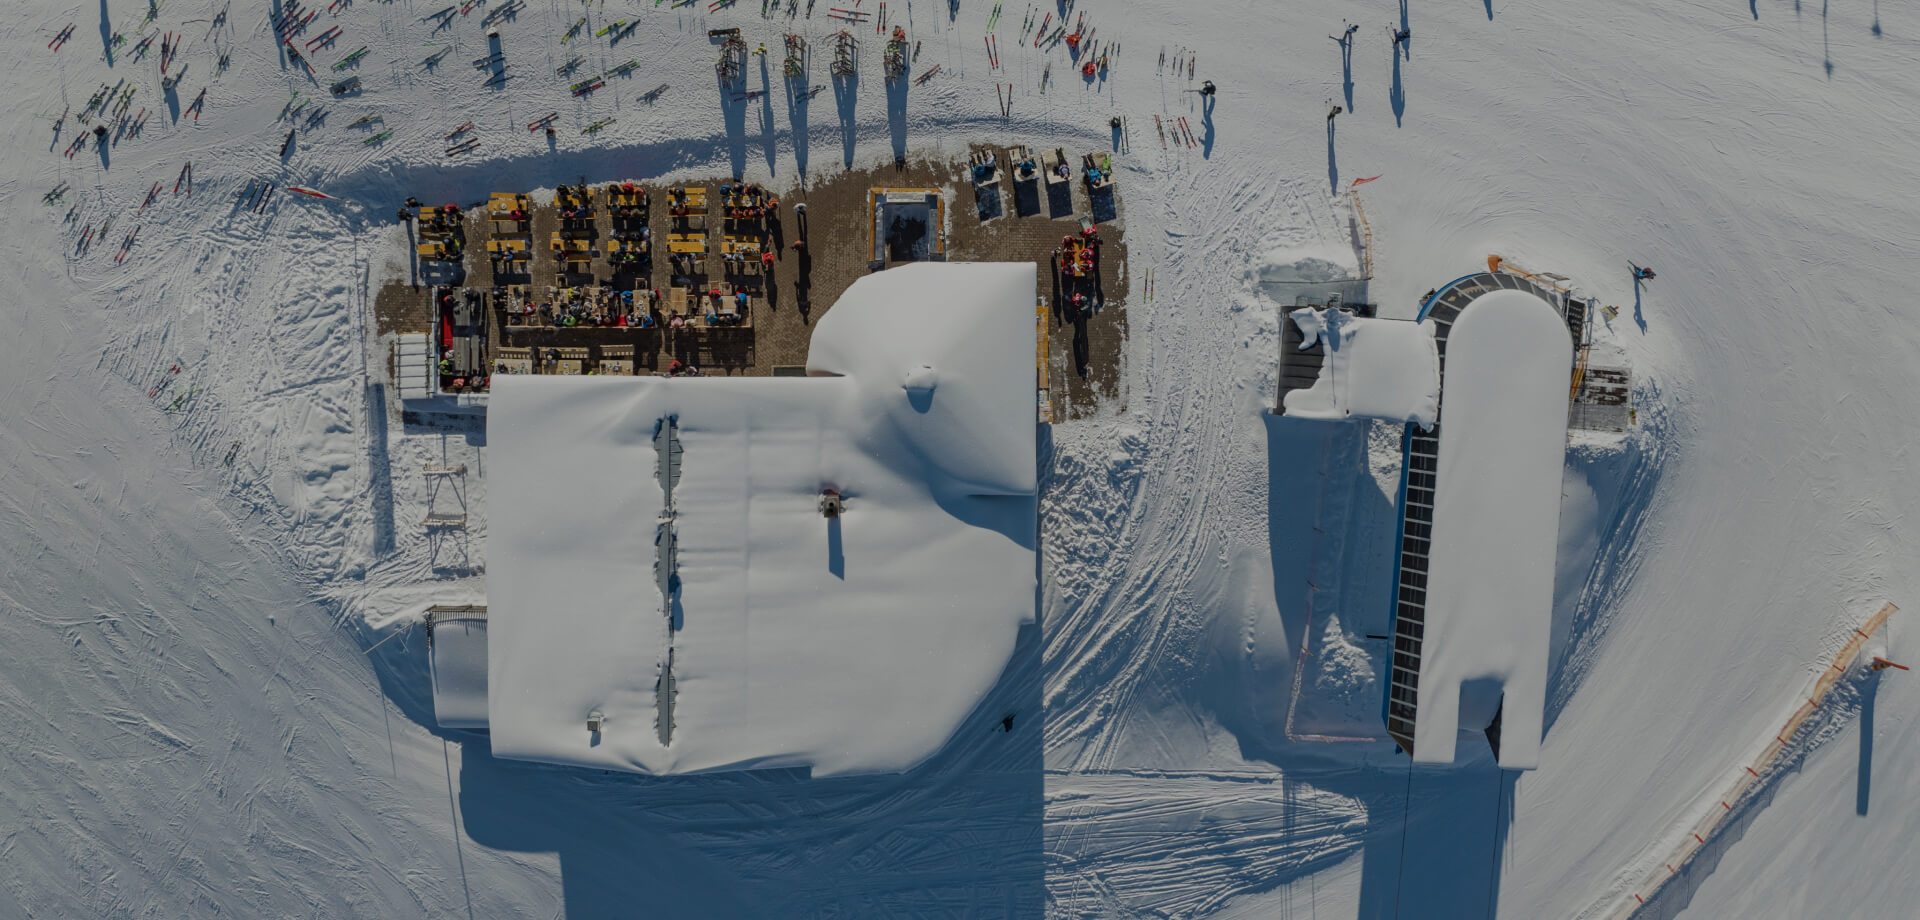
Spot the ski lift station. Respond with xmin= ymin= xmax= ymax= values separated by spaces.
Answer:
xmin=1276 ymin=266 xmax=1603 ymax=770
xmin=425 ymin=263 xmax=1039 ymax=777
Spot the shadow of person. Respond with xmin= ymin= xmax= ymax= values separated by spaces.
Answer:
xmin=1325 ymin=116 xmax=1339 ymax=194
xmin=1390 ymin=46 xmax=1406 ymax=126
xmin=1632 ymin=277 xmax=1648 ymax=332
xmin=1201 ymin=95 xmax=1216 ymax=158
xmin=1339 ymin=39 xmax=1355 ymax=112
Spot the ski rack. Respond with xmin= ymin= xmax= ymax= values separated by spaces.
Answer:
xmin=830 ymin=30 xmax=857 ymax=78
xmin=715 ymin=34 xmax=746 ymax=83
xmin=883 ymin=27 xmax=907 ymax=83
xmin=783 ymin=33 xmax=807 ymax=81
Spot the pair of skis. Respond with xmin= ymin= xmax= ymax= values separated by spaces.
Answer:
xmin=447 ymin=138 xmax=480 ymax=156
xmin=48 ymin=23 xmax=76 ymax=51
xmin=186 ymin=88 xmax=207 ymax=121
xmin=528 ymin=112 xmax=559 ymax=131
xmin=147 ymin=365 xmax=180 ymax=400
xmin=114 ymin=226 xmax=142 ymax=264
xmin=984 ymin=35 xmax=999 ymax=70
xmin=306 ymin=26 xmax=343 ymax=50
xmin=334 ymin=46 xmax=369 ymax=70
xmin=641 ymin=84 xmax=670 ymax=104
xmin=582 ymin=118 xmax=615 ymax=135
xmin=241 ymin=180 xmax=276 ymax=212
xmin=137 ymin=182 xmax=162 ymax=216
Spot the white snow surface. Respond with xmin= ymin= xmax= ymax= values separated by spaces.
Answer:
xmin=1412 ymin=290 xmax=1571 ymax=769
xmin=1283 ymin=309 xmax=1439 ymax=425
xmin=6 ymin=0 xmax=1920 ymax=918
xmin=486 ymin=263 xmax=1037 ymax=776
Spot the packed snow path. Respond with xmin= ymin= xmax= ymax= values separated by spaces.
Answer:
xmin=5 ymin=1 xmax=1920 ymax=918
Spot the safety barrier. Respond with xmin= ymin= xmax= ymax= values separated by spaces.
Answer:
xmin=1589 ymin=602 xmax=1899 ymax=919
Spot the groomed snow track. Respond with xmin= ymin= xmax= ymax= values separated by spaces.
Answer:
xmin=1382 ymin=271 xmax=1583 ymax=757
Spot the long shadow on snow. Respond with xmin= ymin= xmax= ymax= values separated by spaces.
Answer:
xmin=457 ymin=622 xmax=1045 ymax=920
xmin=1351 ymin=757 xmax=1515 ymax=920
xmin=1249 ymin=417 xmax=1514 ymax=918
xmin=886 ymin=71 xmax=909 ymax=165
xmin=834 ymin=73 xmax=860 ymax=168
xmin=719 ymin=75 xmax=748 ymax=179
xmin=757 ymin=57 xmax=778 ymax=175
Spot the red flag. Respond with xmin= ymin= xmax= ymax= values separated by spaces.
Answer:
xmin=283 ymin=185 xmax=335 ymax=200
xmin=1350 ymin=175 xmax=1383 ymax=188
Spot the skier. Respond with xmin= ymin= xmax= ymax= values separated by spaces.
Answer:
xmin=545 ymin=125 xmax=556 ymax=140
xmin=1633 ymin=266 xmax=1656 ymax=280
xmin=1391 ymin=27 xmax=1411 ymax=52
xmin=1199 ymin=80 xmax=1215 ymax=97
xmin=1327 ymin=104 xmax=1342 ymax=122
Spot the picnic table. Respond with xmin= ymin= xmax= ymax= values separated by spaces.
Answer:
xmin=550 ymin=233 xmax=595 ymax=254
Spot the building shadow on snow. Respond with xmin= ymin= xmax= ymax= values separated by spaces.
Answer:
xmin=1352 ymin=757 xmax=1516 ymax=920
xmin=454 ymin=624 xmax=1045 ymax=920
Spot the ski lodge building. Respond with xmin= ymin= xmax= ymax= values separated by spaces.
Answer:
xmin=1276 ymin=268 xmax=1590 ymax=770
xmin=428 ymin=263 xmax=1040 ymax=777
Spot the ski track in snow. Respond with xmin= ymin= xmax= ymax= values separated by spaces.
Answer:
xmin=5 ymin=0 xmax=1920 ymax=917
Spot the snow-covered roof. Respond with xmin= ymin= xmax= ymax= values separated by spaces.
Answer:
xmin=1411 ymin=289 xmax=1571 ymax=769
xmin=1281 ymin=309 xmax=1439 ymax=426
xmin=427 ymin=612 xmax=490 ymax=730
xmin=484 ymin=263 xmax=1038 ymax=776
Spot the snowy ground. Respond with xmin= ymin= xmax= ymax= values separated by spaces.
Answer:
xmin=4 ymin=0 xmax=1919 ymax=917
